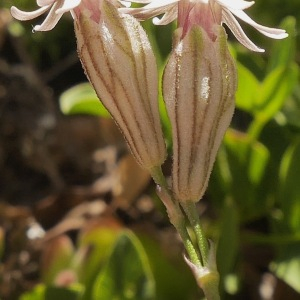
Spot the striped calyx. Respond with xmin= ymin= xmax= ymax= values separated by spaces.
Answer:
xmin=163 ymin=25 xmax=237 ymax=202
xmin=75 ymin=0 xmax=166 ymax=170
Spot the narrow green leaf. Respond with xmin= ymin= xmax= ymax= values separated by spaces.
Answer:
xmin=159 ymin=65 xmax=172 ymax=147
xmin=267 ymin=16 xmax=296 ymax=72
xmin=254 ymin=64 xmax=298 ymax=121
xmin=280 ymin=84 xmax=300 ymax=131
xmin=93 ymin=231 xmax=155 ymax=300
xmin=209 ymin=144 xmax=233 ymax=206
xmin=217 ymin=198 xmax=239 ymax=293
xmin=59 ymin=83 xmax=110 ymax=117
xmin=235 ymin=62 xmax=259 ymax=114
xmin=278 ymin=140 xmax=300 ymax=232
xmin=222 ymin=129 xmax=270 ymax=219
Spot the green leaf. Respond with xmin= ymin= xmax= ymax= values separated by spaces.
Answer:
xmin=236 ymin=61 xmax=298 ymax=130
xmin=19 ymin=285 xmax=45 ymax=300
xmin=267 ymin=16 xmax=297 ymax=72
xmin=221 ymin=129 xmax=270 ymax=220
xmin=235 ymin=62 xmax=260 ymax=114
xmin=59 ymin=83 xmax=110 ymax=117
xmin=76 ymin=221 xmax=122 ymax=300
xmin=137 ymin=235 xmax=197 ymax=300
xmin=280 ymin=85 xmax=300 ymax=131
xmin=45 ymin=286 xmax=83 ymax=300
xmin=217 ymin=198 xmax=239 ymax=293
xmin=271 ymin=243 xmax=300 ymax=293
xmin=254 ymin=64 xmax=298 ymax=121
xmin=226 ymin=130 xmax=269 ymax=187
xmin=20 ymin=285 xmax=83 ymax=300
xmin=159 ymin=65 xmax=172 ymax=147
xmin=93 ymin=231 xmax=155 ymax=300
xmin=278 ymin=140 xmax=300 ymax=232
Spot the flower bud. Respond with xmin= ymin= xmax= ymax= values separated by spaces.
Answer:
xmin=163 ymin=25 xmax=237 ymax=202
xmin=74 ymin=0 xmax=166 ymax=170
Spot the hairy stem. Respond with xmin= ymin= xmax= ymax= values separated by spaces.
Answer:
xmin=181 ymin=201 xmax=209 ymax=265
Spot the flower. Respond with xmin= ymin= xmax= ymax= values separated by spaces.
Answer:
xmin=11 ymin=0 xmax=81 ymax=31
xmin=11 ymin=0 xmax=167 ymax=170
xmin=75 ymin=0 xmax=166 ymax=170
xmin=10 ymin=0 xmax=125 ymax=31
xmin=163 ymin=25 xmax=237 ymax=202
xmin=120 ymin=0 xmax=288 ymax=52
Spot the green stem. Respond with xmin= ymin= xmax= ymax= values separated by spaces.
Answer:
xmin=175 ymin=218 xmax=202 ymax=268
xmin=149 ymin=166 xmax=168 ymax=188
xmin=150 ymin=167 xmax=220 ymax=299
xmin=181 ymin=202 xmax=220 ymax=300
xmin=181 ymin=201 xmax=209 ymax=265
xmin=150 ymin=166 xmax=201 ymax=267
xmin=201 ymin=274 xmax=220 ymax=300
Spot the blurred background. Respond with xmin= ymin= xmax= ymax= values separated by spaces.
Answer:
xmin=0 ymin=1 xmax=300 ymax=299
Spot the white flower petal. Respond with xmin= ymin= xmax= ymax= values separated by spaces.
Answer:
xmin=56 ymin=0 xmax=81 ymax=14
xmin=120 ymin=0 xmax=177 ymax=20
xmin=153 ymin=5 xmax=177 ymax=25
xmin=216 ymin=0 xmax=254 ymax=11
xmin=222 ymin=9 xmax=264 ymax=52
xmin=10 ymin=5 xmax=50 ymax=21
xmin=122 ymin=0 xmax=155 ymax=3
xmin=33 ymin=1 xmax=64 ymax=31
xmin=37 ymin=0 xmax=55 ymax=6
xmin=120 ymin=1 xmax=131 ymax=8
xmin=230 ymin=8 xmax=288 ymax=39
xmin=137 ymin=0 xmax=178 ymax=9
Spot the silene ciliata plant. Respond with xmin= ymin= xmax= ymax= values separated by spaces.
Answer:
xmin=11 ymin=0 xmax=288 ymax=299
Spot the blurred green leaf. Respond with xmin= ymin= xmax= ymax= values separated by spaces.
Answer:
xmin=138 ymin=235 xmax=197 ymax=300
xmin=267 ymin=16 xmax=297 ymax=72
xmin=226 ymin=129 xmax=269 ymax=187
xmin=278 ymin=140 xmax=300 ymax=232
xmin=20 ymin=285 xmax=83 ymax=300
xmin=45 ymin=286 xmax=83 ymax=300
xmin=219 ymin=129 xmax=270 ymax=219
xmin=93 ymin=231 xmax=155 ymax=300
xmin=235 ymin=63 xmax=260 ymax=114
xmin=159 ymin=66 xmax=172 ymax=147
xmin=255 ymin=64 xmax=298 ymax=121
xmin=246 ymin=64 xmax=298 ymax=139
xmin=19 ymin=285 xmax=45 ymax=300
xmin=59 ymin=83 xmax=110 ymax=117
xmin=271 ymin=243 xmax=300 ymax=293
xmin=236 ymin=61 xmax=298 ymax=133
xmin=217 ymin=198 xmax=239 ymax=294
xmin=280 ymin=85 xmax=300 ymax=131
xmin=77 ymin=222 xmax=122 ymax=300
xmin=8 ymin=21 xmax=26 ymax=38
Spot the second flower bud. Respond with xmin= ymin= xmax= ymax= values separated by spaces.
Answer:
xmin=163 ymin=25 xmax=237 ymax=203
